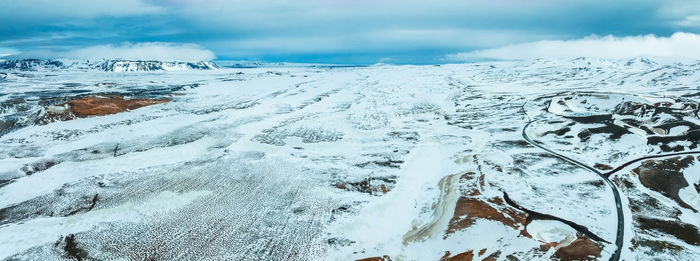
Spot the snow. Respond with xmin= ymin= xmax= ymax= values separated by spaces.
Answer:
xmin=0 ymin=136 xmax=218 ymax=209
xmin=0 ymin=57 xmax=699 ymax=260
xmin=329 ymin=143 xmax=458 ymax=259
xmin=0 ymin=190 xmax=212 ymax=260
xmin=527 ymin=220 xmax=577 ymax=245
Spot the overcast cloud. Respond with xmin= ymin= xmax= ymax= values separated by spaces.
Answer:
xmin=446 ymin=32 xmax=700 ymax=61
xmin=1 ymin=0 xmax=699 ymax=63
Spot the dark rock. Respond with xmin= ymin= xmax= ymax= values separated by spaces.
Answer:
xmin=63 ymin=234 xmax=88 ymax=261
xmin=632 ymin=156 xmax=697 ymax=212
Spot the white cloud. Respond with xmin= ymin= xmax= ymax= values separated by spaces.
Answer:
xmin=677 ymin=16 xmax=700 ymax=28
xmin=658 ymin=1 xmax=700 ymax=28
xmin=0 ymin=47 xmax=19 ymax=58
xmin=446 ymin=32 xmax=700 ymax=61
xmin=17 ymin=42 xmax=216 ymax=61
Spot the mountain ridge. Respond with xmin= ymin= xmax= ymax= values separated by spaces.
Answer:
xmin=0 ymin=59 xmax=218 ymax=72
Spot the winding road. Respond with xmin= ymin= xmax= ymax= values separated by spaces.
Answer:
xmin=522 ymin=119 xmax=625 ymax=261
xmin=523 ymin=115 xmax=700 ymax=261
xmin=603 ymin=150 xmax=700 ymax=177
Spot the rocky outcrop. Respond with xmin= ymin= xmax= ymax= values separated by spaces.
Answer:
xmin=333 ymin=176 xmax=394 ymax=195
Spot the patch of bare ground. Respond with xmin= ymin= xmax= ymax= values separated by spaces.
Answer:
xmin=67 ymin=95 xmax=170 ymax=117
xmin=440 ymin=250 xmax=473 ymax=261
xmin=333 ymin=176 xmax=396 ymax=195
xmin=55 ymin=234 xmax=88 ymax=261
xmin=552 ymin=236 xmax=603 ymax=261
xmin=631 ymin=156 xmax=697 ymax=212
xmin=613 ymin=173 xmax=700 ymax=256
xmin=441 ymin=163 xmax=607 ymax=260
xmin=593 ymin=163 xmax=613 ymax=170
xmin=445 ymin=172 xmax=529 ymax=237
xmin=447 ymin=196 xmax=528 ymax=236
xmin=612 ymin=160 xmax=700 ymax=256
xmin=42 ymin=95 xmax=170 ymax=123
xmin=441 ymin=249 xmax=501 ymax=261
xmin=355 ymin=255 xmax=392 ymax=261
xmin=634 ymin=217 xmax=700 ymax=246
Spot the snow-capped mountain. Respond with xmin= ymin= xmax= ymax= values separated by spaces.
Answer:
xmin=89 ymin=60 xmax=218 ymax=72
xmin=218 ymin=60 xmax=267 ymax=68
xmin=0 ymin=59 xmax=218 ymax=72
xmin=0 ymin=59 xmax=66 ymax=71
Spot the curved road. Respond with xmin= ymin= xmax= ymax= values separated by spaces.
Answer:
xmin=520 ymin=93 xmax=700 ymax=261
xmin=522 ymin=119 xmax=625 ymax=261
xmin=524 ymin=119 xmax=700 ymax=261
xmin=603 ymin=150 xmax=700 ymax=177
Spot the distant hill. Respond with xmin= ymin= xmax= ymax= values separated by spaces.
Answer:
xmin=0 ymin=59 xmax=218 ymax=72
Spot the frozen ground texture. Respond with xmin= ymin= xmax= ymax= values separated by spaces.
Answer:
xmin=0 ymin=57 xmax=699 ymax=260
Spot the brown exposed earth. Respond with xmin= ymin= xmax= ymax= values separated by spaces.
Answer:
xmin=593 ymin=163 xmax=613 ymax=170
xmin=552 ymin=237 xmax=603 ymax=261
xmin=440 ymin=249 xmax=501 ymax=261
xmin=442 ymin=164 xmax=609 ymax=260
xmin=446 ymin=196 xmax=529 ymax=236
xmin=482 ymin=251 xmax=500 ymax=261
xmin=440 ymin=250 xmax=473 ymax=261
xmin=66 ymin=95 xmax=170 ymax=118
xmin=631 ymin=156 xmax=697 ymax=212
xmin=42 ymin=95 xmax=170 ymax=123
xmin=614 ymin=169 xmax=700 ymax=255
xmin=634 ymin=216 xmax=700 ymax=246
xmin=445 ymin=171 xmax=529 ymax=237
xmin=355 ymin=255 xmax=392 ymax=261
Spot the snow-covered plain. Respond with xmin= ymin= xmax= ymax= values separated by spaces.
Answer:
xmin=0 ymin=58 xmax=699 ymax=260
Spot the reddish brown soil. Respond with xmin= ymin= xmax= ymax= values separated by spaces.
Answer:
xmin=356 ymin=255 xmax=392 ymax=261
xmin=446 ymin=196 xmax=528 ymax=236
xmin=440 ymin=250 xmax=473 ymax=261
xmin=445 ymin=170 xmax=530 ymax=238
xmin=442 ymin=166 xmax=603 ymax=260
xmin=553 ymin=237 xmax=603 ymax=261
xmin=65 ymin=96 xmax=170 ymax=118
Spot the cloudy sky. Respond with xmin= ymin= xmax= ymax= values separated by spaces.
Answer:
xmin=1 ymin=0 xmax=700 ymax=63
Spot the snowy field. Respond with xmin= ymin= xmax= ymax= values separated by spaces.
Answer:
xmin=0 ymin=58 xmax=699 ymax=260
